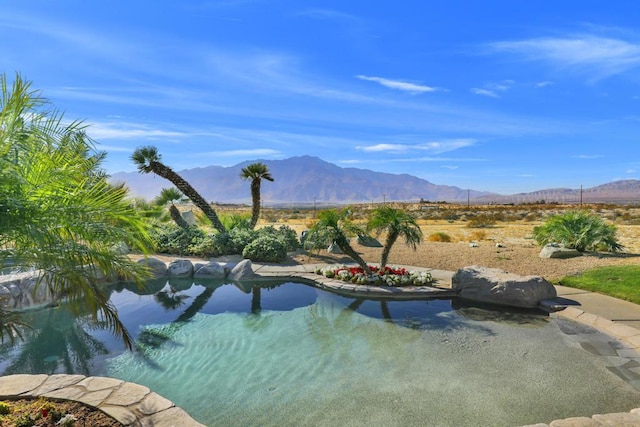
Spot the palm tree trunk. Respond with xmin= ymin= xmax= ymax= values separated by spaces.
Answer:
xmin=381 ymin=233 xmax=398 ymax=269
xmin=150 ymin=161 xmax=226 ymax=233
xmin=250 ymin=179 xmax=261 ymax=229
xmin=336 ymin=236 xmax=371 ymax=275
xmin=169 ymin=204 xmax=190 ymax=229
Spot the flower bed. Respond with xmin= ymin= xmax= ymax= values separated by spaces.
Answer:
xmin=315 ymin=265 xmax=433 ymax=286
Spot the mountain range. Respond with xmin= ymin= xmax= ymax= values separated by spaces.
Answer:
xmin=110 ymin=155 xmax=640 ymax=205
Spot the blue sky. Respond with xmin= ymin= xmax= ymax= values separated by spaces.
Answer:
xmin=2 ymin=1 xmax=640 ymax=194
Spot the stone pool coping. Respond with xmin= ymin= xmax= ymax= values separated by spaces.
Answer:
xmin=4 ymin=260 xmax=640 ymax=426
xmin=0 ymin=374 xmax=205 ymax=426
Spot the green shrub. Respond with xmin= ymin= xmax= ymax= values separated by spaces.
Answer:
xmin=257 ymin=225 xmax=299 ymax=251
xmin=533 ymin=210 xmax=623 ymax=252
xmin=242 ymin=235 xmax=287 ymax=262
xmin=0 ymin=401 xmax=10 ymax=415
xmin=229 ymin=228 xmax=259 ymax=252
xmin=149 ymin=223 xmax=206 ymax=255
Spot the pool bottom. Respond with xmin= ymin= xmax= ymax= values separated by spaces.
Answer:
xmin=104 ymin=291 xmax=640 ymax=426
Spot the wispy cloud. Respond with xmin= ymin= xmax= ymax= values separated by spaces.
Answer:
xmin=357 ymin=75 xmax=439 ymax=94
xmin=441 ymin=165 xmax=459 ymax=170
xmin=574 ymin=154 xmax=604 ymax=159
xmin=357 ymin=138 xmax=476 ymax=154
xmin=490 ymin=35 xmax=640 ymax=81
xmin=471 ymin=88 xmax=499 ymax=98
xmin=88 ymin=122 xmax=186 ymax=140
xmin=535 ymin=81 xmax=553 ymax=88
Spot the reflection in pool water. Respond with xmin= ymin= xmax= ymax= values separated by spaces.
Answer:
xmin=1 ymin=280 xmax=639 ymax=426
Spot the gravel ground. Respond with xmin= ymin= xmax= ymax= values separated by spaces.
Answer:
xmin=292 ymin=240 xmax=640 ymax=282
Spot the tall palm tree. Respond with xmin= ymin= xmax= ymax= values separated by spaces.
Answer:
xmin=307 ymin=208 xmax=371 ymax=274
xmin=154 ymin=187 xmax=190 ymax=229
xmin=0 ymin=74 xmax=153 ymax=349
xmin=240 ymin=162 xmax=274 ymax=229
xmin=367 ymin=206 xmax=423 ymax=269
xmin=131 ymin=145 xmax=226 ymax=233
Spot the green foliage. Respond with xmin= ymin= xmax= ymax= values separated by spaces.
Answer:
xmin=559 ymin=266 xmax=640 ymax=304
xmin=220 ymin=213 xmax=252 ymax=231
xmin=242 ymin=235 xmax=287 ymax=263
xmin=257 ymin=225 xmax=299 ymax=252
xmin=0 ymin=401 xmax=10 ymax=415
xmin=533 ymin=210 xmax=623 ymax=252
xmin=149 ymin=223 xmax=206 ymax=255
xmin=0 ymin=74 xmax=152 ymax=349
xmin=154 ymin=187 xmax=186 ymax=206
xmin=14 ymin=413 xmax=35 ymax=427
xmin=148 ymin=222 xmax=298 ymax=259
xmin=367 ymin=206 xmax=422 ymax=268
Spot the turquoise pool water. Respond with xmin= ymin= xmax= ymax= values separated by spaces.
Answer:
xmin=2 ymin=279 xmax=640 ymax=426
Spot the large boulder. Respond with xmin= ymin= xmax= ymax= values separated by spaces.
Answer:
xmin=539 ymin=243 xmax=582 ymax=259
xmin=452 ymin=266 xmax=557 ymax=309
xmin=137 ymin=257 xmax=168 ymax=278
xmin=227 ymin=259 xmax=255 ymax=281
xmin=194 ymin=262 xmax=227 ymax=279
xmin=167 ymin=259 xmax=194 ymax=277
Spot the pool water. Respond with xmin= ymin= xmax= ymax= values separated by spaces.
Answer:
xmin=2 ymin=280 xmax=640 ymax=426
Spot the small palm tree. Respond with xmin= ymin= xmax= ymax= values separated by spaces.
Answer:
xmin=367 ymin=206 xmax=423 ymax=269
xmin=307 ymin=208 xmax=371 ymax=274
xmin=240 ymin=162 xmax=274 ymax=229
xmin=131 ymin=146 xmax=227 ymax=233
xmin=154 ymin=187 xmax=190 ymax=229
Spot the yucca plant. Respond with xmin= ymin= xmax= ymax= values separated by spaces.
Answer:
xmin=533 ymin=210 xmax=623 ymax=252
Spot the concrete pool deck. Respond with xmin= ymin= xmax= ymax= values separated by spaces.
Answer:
xmin=3 ymin=261 xmax=640 ymax=426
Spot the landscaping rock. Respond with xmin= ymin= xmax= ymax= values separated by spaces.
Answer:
xmin=539 ymin=243 xmax=582 ymax=259
xmin=452 ymin=265 xmax=557 ymax=308
xmin=137 ymin=257 xmax=168 ymax=278
xmin=327 ymin=243 xmax=342 ymax=254
xmin=228 ymin=259 xmax=255 ymax=281
xmin=168 ymin=259 xmax=194 ymax=277
xmin=181 ymin=210 xmax=196 ymax=226
xmin=194 ymin=262 xmax=227 ymax=279
xmin=356 ymin=235 xmax=383 ymax=247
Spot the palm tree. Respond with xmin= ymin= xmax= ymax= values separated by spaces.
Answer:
xmin=307 ymin=208 xmax=371 ymax=274
xmin=131 ymin=145 xmax=227 ymax=233
xmin=240 ymin=162 xmax=274 ymax=229
xmin=0 ymin=74 xmax=153 ymax=349
xmin=154 ymin=187 xmax=190 ymax=229
xmin=367 ymin=206 xmax=423 ymax=269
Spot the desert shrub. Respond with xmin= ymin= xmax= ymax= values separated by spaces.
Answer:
xmin=229 ymin=228 xmax=259 ymax=252
xmin=149 ymin=223 xmax=206 ymax=255
xmin=523 ymin=212 xmax=541 ymax=222
xmin=533 ymin=210 xmax=623 ymax=252
xmin=467 ymin=213 xmax=496 ymax=228
xmin=186 ymin=232 xmax=230 ymax=257
xmin=427 ymin=232 xmax=452 ymax=242
xmin=468 ymin=230 xmax=487 ymax=241
xmin=0 ymin=401 xmax=10 ymax=415
xmin=242 ymin=235 xmax=287 ymax=262
xmin=257 ymin=225 xmax=299 ymax=252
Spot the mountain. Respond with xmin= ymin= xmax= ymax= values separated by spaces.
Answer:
xmin=110 ymin=155 xmax=492 ymax=204
xmin=473 ymin=179 xmax=640 ymax=204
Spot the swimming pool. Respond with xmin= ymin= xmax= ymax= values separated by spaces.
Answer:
xmin=1 ymin=279 xmax=639 ymax=426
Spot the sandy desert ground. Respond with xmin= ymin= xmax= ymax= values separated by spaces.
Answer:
xmin=282 ymin=219 xmax=640 ymax=282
